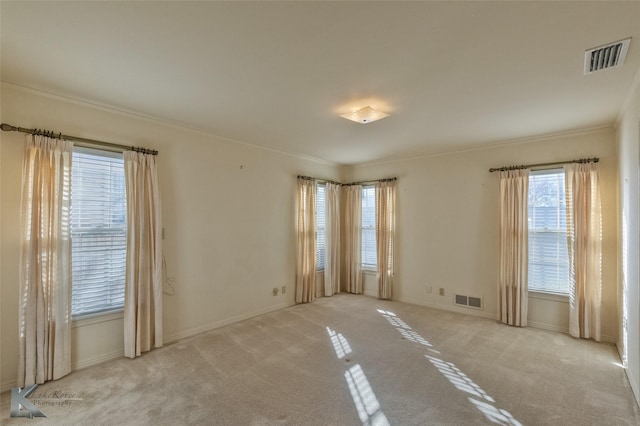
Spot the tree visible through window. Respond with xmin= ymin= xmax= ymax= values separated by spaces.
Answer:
xmin=71 ymin=147 xmax=127 ymax=317
xmin=316 ymin=183 xmax=326 ymax=270
xmin=528 ymin=169 xmax=569 ymax=294
xmin=362 ymin=186 xmax=377 ymax=270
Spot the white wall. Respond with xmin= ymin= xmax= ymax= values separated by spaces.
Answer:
xmin=0 ymin=80 xmax=4 ymax=396
xmin=617 ymin=74 xmax=640 ymax=403
xmin=0 ymin=84 xmax=341 ymax=390
xmin=0 ymin=82 xmax=627 ymax=394
xmin=346 ymin=129 xmax=619 ymax=339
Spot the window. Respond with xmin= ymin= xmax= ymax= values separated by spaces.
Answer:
xmin=528 ymin=169 xmax=569 ymax=294
xmin=71 ymin=147 xmax=127 ymax=317
xmin=362 ymin=185 xmax=377 ymax=270
xmin=316 ymin=183 xmax=326 ymax=270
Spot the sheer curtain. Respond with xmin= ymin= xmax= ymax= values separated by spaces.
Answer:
xmin=565 ymin=163 xmax=602 ymax=341
xmin=343 ymin=185 xmax=362 ymax=294
xmin=376 ymin=181 xmax=396 ymax=300
xmin=498 ymin=169 xmax=529 ymax=327
xmin=17 ymin=135 xmax=73 ymax=386
xmin=123 ymin=151 xmax=163 ymax=358
xmin=295 ymin=178 xmax=317 ymax=303
xmin=324 ymin=183 xmax=341 ymax=296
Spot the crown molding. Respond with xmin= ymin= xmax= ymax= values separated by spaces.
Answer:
xmin=1 ymin=81 xmax=340 ymax=168
xmin=351 ymin=125 xmax=614 ymax=168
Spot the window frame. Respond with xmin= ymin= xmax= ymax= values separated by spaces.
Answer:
xmin=527 ymin=168 xmax=570 ymax=296
xmin=361 ymin=185 xmax=377 ymax=271
xmin=71 ymin=146 xmax=127 ymax=319
xmin=316 ymin=182 xmax=326 ymax=271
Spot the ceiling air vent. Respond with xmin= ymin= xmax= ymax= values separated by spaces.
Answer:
xmin=584 ymin=38 xmax=631 ymax=75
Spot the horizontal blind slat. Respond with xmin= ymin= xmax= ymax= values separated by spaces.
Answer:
xmin=71 ymin=149 xmax=127 ymax=317
xmin=528 ymin=170 xmax=569 ymax=294
xmin=362 ymin=186 xmax=377 ymax=269
xmin=316 ymin=184 xmax=326 ymax=270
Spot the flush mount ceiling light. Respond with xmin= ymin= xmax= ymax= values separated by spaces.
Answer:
xmin=340 ymin=106 xmax=389 ymax=124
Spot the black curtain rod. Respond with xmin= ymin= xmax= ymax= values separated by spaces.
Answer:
xmin=348 ymin=177 xmax=397 ymax=186
xmin=297 ymin=175 xmax=342 ymax=186
xmin=297 ymin=175 xmax=397 ymax=186
xmin=1 ymin=123 xmax=158 ymax=156
xmin=488 ymin=157 xmax=599 ymax=173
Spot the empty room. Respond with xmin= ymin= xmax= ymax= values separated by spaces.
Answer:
xmin=2 ymin=2 xmax=640 ymax=425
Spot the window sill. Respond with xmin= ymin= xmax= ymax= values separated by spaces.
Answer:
xmin=528 ymin=290 xmax=569 ymax=303
xmin=72 ymin=309 xmax=124 ymax=328
xmin=362 ymin=268 xmax=377 ymax=275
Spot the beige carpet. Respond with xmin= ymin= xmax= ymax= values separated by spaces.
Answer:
xmin=1 ymin=294 xmax=639 ymax=425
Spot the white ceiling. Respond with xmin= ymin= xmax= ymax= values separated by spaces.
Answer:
xmin=2 ymin=2 xmax=640 ymax=165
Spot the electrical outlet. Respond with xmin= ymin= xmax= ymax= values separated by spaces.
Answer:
xmin=425 ymin=286 xmax=432 ymax=294
xmin=273 ymin=287 xmax=279 ymax=296
xmin=281 ymin=286 xmax=286 ymax=294
xmin=439 ymin=288 xmax=445 ymax=296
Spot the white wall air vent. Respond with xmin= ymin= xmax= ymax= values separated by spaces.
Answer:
xmin=454 ymin=293 xmax=483 ymax=310
xmin=584 ymin=38 xmax=631 ymax=74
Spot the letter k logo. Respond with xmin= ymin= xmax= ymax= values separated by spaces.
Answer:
xmin=10 ymin=385 xmax=47 ymax=418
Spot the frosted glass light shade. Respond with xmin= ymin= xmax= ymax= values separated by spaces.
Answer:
xmin=340 ymin=106 xmax=389 ymax=124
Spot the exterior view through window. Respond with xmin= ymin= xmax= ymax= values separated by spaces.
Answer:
xmin=528 ymin=169 xmax=569 ymax=294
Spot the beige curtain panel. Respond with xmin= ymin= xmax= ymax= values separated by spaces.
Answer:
xmin=123 ymin=151 xmax=163 ymax=358
xmin=324 ymin=183 xmax=341 ymax=297
xmin=376 ymin=181 xmax=396 ymax=300
xmin=498 ymin=169 xmax=529 ymax=327
xmin=295 ymin=178 xmax=317 ymax=303
xmin=17 ymin=135 xmax=73 ymax=386
xmin=342 ymin=185 xmax=362 ymax=294
xmin=565 ymin=163 xmax=602 ymax=341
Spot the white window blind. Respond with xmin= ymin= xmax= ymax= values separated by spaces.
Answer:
xmin=362 ymin=185 xmax=377 ymax=270
xmin=71 ymin=148 xmax=127 ymax=317
xmin=528 ymin=169 xmax=569 ymax=294
xmin=316 ymin=183 xmax=326 ymax=270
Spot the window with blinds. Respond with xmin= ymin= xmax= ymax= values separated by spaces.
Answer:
xmin=528 ymin=169 xmax=569 ymax=294
xmin=362 ymin=185 xmax=377 ymax=270
xmin=316 ymin=183 xmax=326 ymax=270
xmin=71 ymin=147 xmax=127 ymax=317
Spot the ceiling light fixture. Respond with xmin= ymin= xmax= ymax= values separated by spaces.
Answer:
xmin=340 ymin=106 xmax=389 ymax=124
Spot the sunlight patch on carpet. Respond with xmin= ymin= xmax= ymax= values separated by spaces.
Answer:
xmin=326 ymin=326 xmax=389 ymax=425
xmin=469 ymin=397 xmax=522 ymax=426
xmin=345 ymin=364 xmax=390 ymax=426
xmin=377 ymin=309 xmax=522 ymax=426
xmin=326 ymin=327 xmax=352 ymax=359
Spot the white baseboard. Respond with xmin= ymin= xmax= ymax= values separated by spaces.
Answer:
xmin=1 ymin=380 xmax=16 ymax=393
xmin=164 ymin=302 xmax=291 ymax=344
xmin=1 ymin=303 xmax=292 ymax=394
xmin=527 ymin=321 xmax=617 ymax=343
xmin=398 ymin=297 xmax=617 ymax=343
xmin=72 ymin=349 xmax=124 ymax=371
xmin=1 ymin=349 xmax=126 ymax=394
xmin=527 ymin=320 xmax=569 ymax=335
xmin=626 ymin=368 xmax=640 ymax=408
xmin=397 ymin=297 xmax=498 ymax=321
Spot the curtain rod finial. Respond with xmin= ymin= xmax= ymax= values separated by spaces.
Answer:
xmin=1 ymin=123 xmax=16 ymax=132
